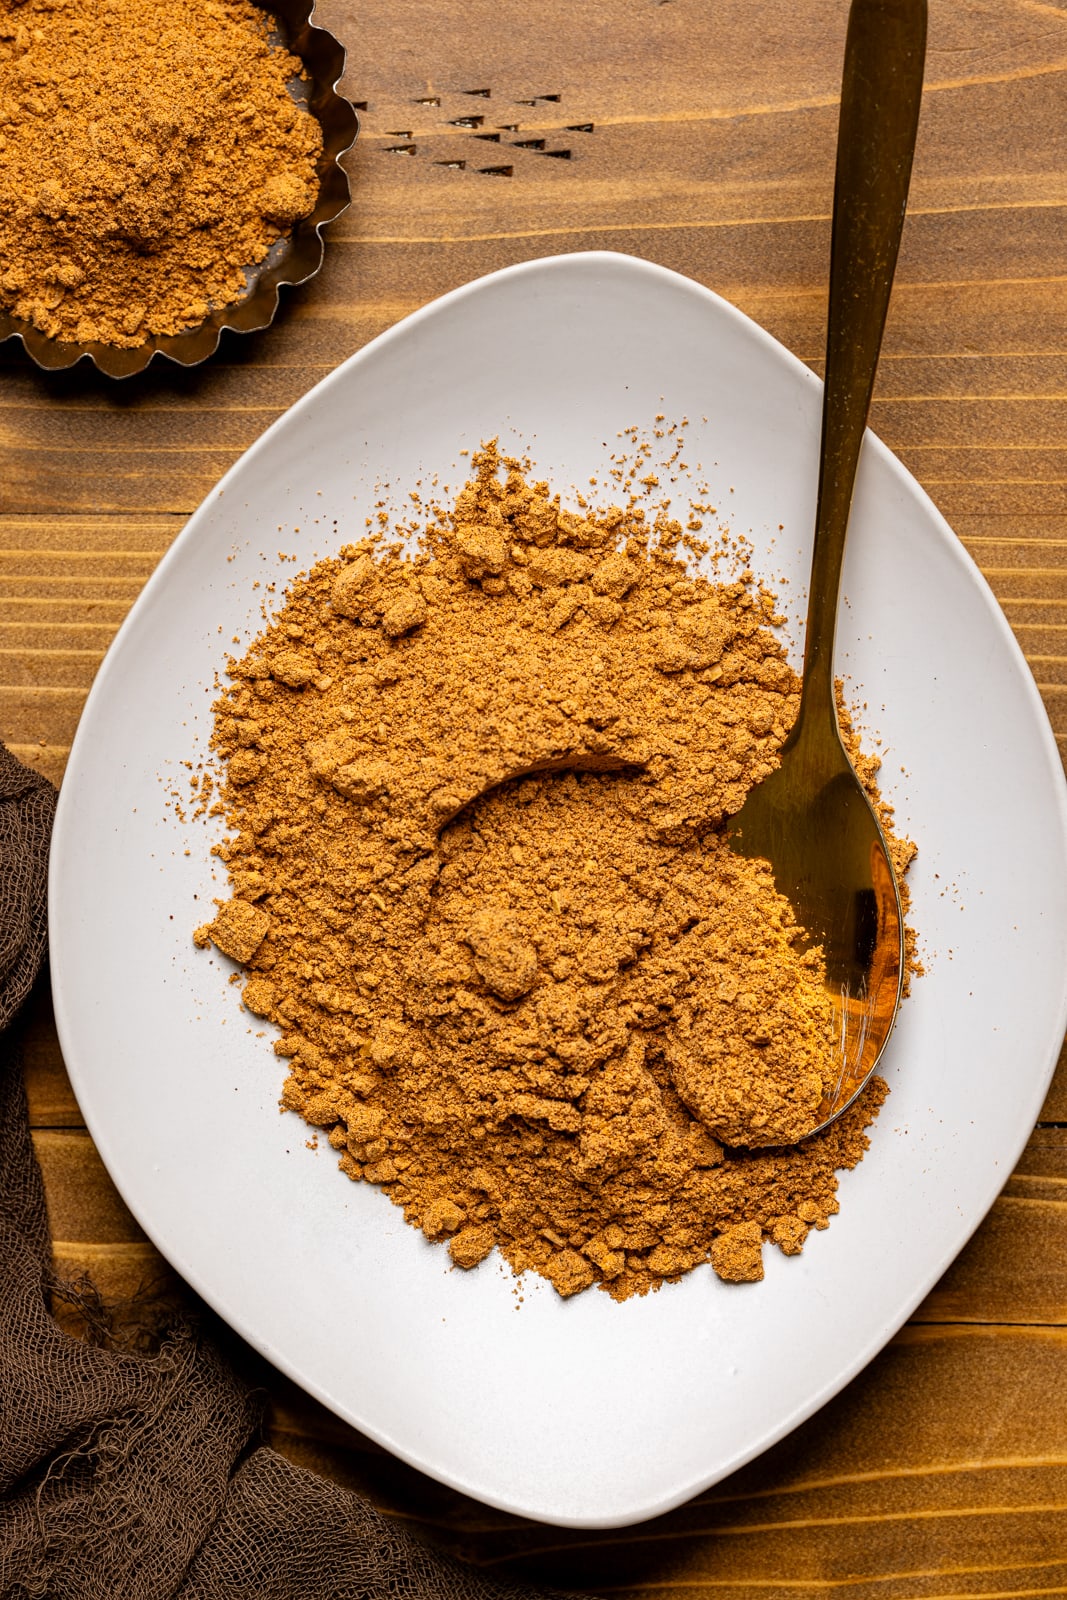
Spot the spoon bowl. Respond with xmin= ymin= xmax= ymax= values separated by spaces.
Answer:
xmin=727 ymin=708 xmax=904 ymax=1133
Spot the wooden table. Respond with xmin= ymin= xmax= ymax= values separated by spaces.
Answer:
xmin=5 ymin=0 xmax=1067 ymax=1591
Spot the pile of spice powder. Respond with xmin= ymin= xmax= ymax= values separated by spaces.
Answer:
xmin=0 ymin=0 xmax=322 ymax=347
xmin=195 ymin=445 xmax=914 ymax=1299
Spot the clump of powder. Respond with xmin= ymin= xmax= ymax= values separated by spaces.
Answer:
xmin=195 ymin=444 xmax=914 ymax=1299
xmin=0 ymin=0 xmax=322 ymax=347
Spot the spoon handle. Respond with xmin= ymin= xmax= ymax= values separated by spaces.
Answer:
xmin=796 ymin=0 xmax=927 ymax=730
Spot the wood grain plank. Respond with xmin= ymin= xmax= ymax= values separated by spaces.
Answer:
xmin=0 ymin=687 xmax=93 ymax=746
xmin=1039 ymin=1037 xmax=1067 ymax=1125
xmin=1029 ymin=657 xmax=1067 ymax=686
xmin=20 ymin=976 xmax=81 ymax=1127
xmin=999 ymin=599 xmax=1067 ymax=626
xmin=916 ymin=1204 xmax=1067 ymax=1325
xmin=0 ymin=599 xmax=144 ymax=625
xmin=971 ymin=569 xmax=1067 ymax=600
xmin=0 ymin=575 xmax=151 ymax=601
xmin=0 ymin=624 xmax=120 ymax=651
xmin=0 ymin=524 xmax=178 ymax=556
xmin=51 ymin=1239 xmax=178 ymax=1304
xmin=0 ymin=551 xmax=163 ymax=576
xmin=32 ymin=1129 xmax=146 ymax=1244
xmin=872 ymin=399 xmax=1067 ymax=450
xmin=878 ymin=360 xmax=1067 ymax=402
xmin=1010 ymin=1128 xmax=1067 ymax=1180
xmin=0 ymin=650 xmax=106 ymax=690
xmin=6 ymin=742 xmax=68 ymax=786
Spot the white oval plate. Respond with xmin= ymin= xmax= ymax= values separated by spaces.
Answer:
xmin=50 ymin=252 xmax=1067 ymax=1529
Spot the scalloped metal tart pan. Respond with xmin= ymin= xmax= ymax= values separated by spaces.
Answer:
xmin=0 ymin=0 xmax=358 ymax=378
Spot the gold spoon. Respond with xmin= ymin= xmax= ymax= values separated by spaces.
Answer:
xmin=727 ymin=0 xmax=927 ymax=1140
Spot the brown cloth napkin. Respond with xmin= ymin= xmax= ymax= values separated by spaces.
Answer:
xmin=0 ymin=743 xmax=572 ymax=1600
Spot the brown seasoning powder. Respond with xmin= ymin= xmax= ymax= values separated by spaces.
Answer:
xmin=0 ymin=0 xmax=322 ymax=347
xmin=197 ymin=446 xmax=913 ymax=1299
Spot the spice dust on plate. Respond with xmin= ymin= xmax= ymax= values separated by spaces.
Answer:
xmin=194 ymin=444 xmax=916 ymax=1300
